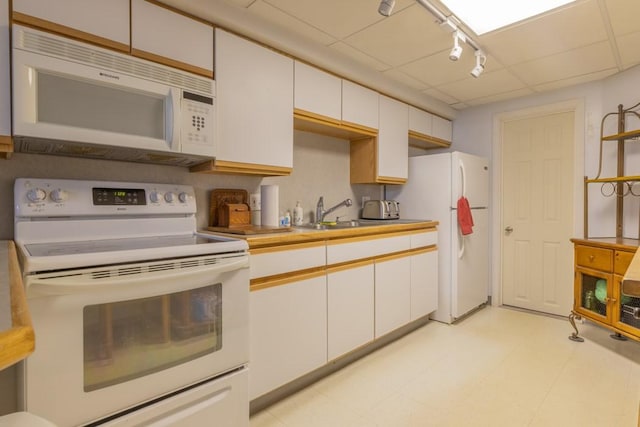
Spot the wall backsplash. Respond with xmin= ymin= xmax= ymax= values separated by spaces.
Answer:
xmin=0 ymin=130 xmax=382 ymax=239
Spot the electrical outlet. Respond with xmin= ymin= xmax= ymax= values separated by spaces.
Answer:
xmin=361 ymin=196 xmax=370 ymax=207
xmin=250 ymin=193 xmax=261 ymax=210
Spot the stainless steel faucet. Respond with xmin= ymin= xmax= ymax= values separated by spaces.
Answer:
xmin=316 ymin=196 xmax=353 ymax=223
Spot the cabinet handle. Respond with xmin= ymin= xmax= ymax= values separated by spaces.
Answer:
xmin=604 ymin=297 xmax=617 ymax=303
xmin=589 ymin=255 xmax=595 ymax=261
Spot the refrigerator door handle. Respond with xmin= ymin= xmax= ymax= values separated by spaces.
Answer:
xmin=459 ymin=159 xmax=467 ymax=199
xmin=458 ymin=229 xmax=465 ymax=259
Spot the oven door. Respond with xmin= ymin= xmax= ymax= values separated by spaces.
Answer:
xmin=20 ymin=253 xmax=249 ymax=427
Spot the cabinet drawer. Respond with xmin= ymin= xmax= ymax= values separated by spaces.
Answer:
xmin=327 ymin=233 xmax=411 ymax=264
xmin=614 ymin=250 xmax=635 ymax=275
xmin=250 ymin=242 xmax=326 ymax=279
xmin=575 ymin=245 xmax=612 ymax=271
xmin=410 ymin=231 xmax=437 ymax=249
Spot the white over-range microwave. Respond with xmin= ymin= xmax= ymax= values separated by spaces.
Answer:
xmin=11 ymin=25 xmax=216 ymax=167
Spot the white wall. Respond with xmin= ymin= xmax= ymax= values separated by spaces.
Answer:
xmin=452 ymin=63 xmax=640 ymax=301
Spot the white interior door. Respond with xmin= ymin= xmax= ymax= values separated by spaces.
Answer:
xmin=502 ymin=111 xmax=574 ymax=316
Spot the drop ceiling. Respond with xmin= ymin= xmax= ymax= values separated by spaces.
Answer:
xmin=161 ymin=0 xmax=640 ymax=112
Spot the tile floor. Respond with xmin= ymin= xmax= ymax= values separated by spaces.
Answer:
xmin=250 ymin=306 xmax=640 ymax=427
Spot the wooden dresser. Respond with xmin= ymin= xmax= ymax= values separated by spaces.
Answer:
xmin=570 ymin=238 xmax=639 ymax=341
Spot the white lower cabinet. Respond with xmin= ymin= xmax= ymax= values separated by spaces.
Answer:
xmin=327 ymin=261 xmax=375 ymax=361
xmin=374 ymin=254 xmax=412 ymax=338
xmin=410 ymin=248 xmax=438 ymax=320
xmin=249 ymin=273 xmax=327 ymax=400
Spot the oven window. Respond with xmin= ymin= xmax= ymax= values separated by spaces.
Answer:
xmin=83 ymin=284 xmax=222 ymax=392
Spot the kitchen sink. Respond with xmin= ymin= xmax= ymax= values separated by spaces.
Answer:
xmin=295 ymin=219 xmax=424 ymax=230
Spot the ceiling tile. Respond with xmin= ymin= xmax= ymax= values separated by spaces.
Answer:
xmin=605 ymin=0 xmax=640 ymax=36
xmin=343 ymin=4 xmax=452 ymax=67
xmin=436 ymin=69 xmax=527 ymax=102
xmin=532 ymin=68 xmax=619 ymax=92
xmin=464 ymin=88 xmax=535 ymax=107
xmin=509 ymin=41 xmax=617 ymax=86
xmin=399 ymin=47 xmax=502 ymax=87
xmin=328 ymin=42 xmax=392 ymax=72
xmin=247 ymin=1 xmax=336 ymax=46
xmin=616 ymin=32 xmax=640 ymax=69
xmin=422 ymin=87 xmax=460 ymax=105
xmin=224 ymin=0 xmax=256 ymax=7
xmin=382 ymin=69 xmax=429 ymax=90
xmin=262 ymin=0 xmax=414 ymax=39
xmin=479 ymin=0 xmax=608 ymax=66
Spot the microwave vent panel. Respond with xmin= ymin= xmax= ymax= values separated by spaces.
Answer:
xmin=15 ymin=27 xmax=213 ymax=95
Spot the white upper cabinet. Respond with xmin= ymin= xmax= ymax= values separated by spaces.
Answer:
xmin=342 ymin=80 xmax=379 ymax=131
xmin=131 ymin=0 xmax=213 ymax=78
xmin=378 ymin=95 xmax=408 ymax=182
xmin=432 ymin=114 xmax=453 ymax=142
xmin=408 ymin=106 xmax=432 ymax=136
xmin=213 ymin=29 xmax=294 ymax=174
xmin=294 ymin=61 xmax=341 ymax=121
xmin=12 ymin=0 xmax=130 ymax=51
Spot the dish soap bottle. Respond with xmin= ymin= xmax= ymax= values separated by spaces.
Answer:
xmin=293 ymin=201 xmax=303 ymax=226
xmin=284 ymin=210 xmax=291 ymax=227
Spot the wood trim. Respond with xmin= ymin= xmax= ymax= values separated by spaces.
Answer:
xmin=12 ymin=12 xmax=130 ymax=53
xmin=293 ymin=109 xmax=377 ymax=140
xmin=409 ymin=246 xmax=437 ymax=255
xmin=375 ymin=250 xmax=413 ymax=263
xmin=326 ymin=259 xmax=374 ymax=274
xmin=0 ymin=135 xmax=13 ymax=159
xmin=250 ymin=240 xmax=326 ymax=256
xmin=376 ymin=176 xmax=407 ymax=185
xmin=326 ymin=230 xmax=415 ymax=245
xmin=408 ymin=130 xmax=451 ymax=150
xmin=190 ymin=160 xmax=292 ymax=176
xmin=131 ymin=48 xmax=213 ymax=79
xmin=250 ymin=268 xmax=326 ymax=292
xmin=0 ymin=241 xmax=35 ymax=371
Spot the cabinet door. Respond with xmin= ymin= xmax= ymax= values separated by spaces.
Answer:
xmin=574 ymin=266 xmax=613 ymax=324
xmin=378 ymin=95 xmax=408 ymax=181
xmin=432 ymin=115 xmax=452 ymax=143
xmin=342 ymin=80 xmax=378 ymax=130
xmin=410 ymin=248 xmax=438 ymax=321
xmin=327 ymin=261 xmax=374 ymax=361
xmin=374 ymin=254 xmax=411 ymax=338
xmin=12 ymin=0 xmax=129 ymax=51
xmin=1 ymin=0 xmax=10 ymax=154
xmin=294 ymin=61 xmax=341 ymax=121
xmin=408 ymin=106 xmax=432 ymax=136
xmin=215 ymin=29 xmax=294 ymax=170
xmin=131 ymin=0 xmax=213 ymax=77
xmin=249 ymin=273 xmax=327 ymax=400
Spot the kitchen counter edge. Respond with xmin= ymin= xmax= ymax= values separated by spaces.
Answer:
xmin=202 ymin=220 xmax=439 ymax=250
xmin=0 ymin=241 xmax=35 ymax=371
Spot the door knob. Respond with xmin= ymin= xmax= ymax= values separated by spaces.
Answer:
xmin=505 ymin=226 xmax=513 ymax=233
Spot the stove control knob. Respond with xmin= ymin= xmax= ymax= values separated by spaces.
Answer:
xmin=178 ymin=192 xmax=189 ymax=203
xmin=164 ymin=192 xmax=175 ymax=203
xmin=149 ymin=191 xmax=161 ymax=203
xmin=50 ymin=189 xmax=68 ymax=203
xmin=26 ymin=188 xmax=47 ymax=203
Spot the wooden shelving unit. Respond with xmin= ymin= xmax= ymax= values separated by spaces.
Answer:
xmin=570 ymin=102 xmax=640 ymax=343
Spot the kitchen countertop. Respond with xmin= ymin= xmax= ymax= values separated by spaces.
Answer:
xmin=203 ymin=220 xmax=438 ymax=249
xmin=0 ymin=241 xmax=35 ymax=371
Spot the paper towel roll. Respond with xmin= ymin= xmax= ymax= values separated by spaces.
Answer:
xmin=260 ymin=185 xmax=279 ymax=226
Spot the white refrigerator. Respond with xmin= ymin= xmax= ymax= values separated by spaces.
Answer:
xmin=387 ymin=151 xmax=489 ymax=324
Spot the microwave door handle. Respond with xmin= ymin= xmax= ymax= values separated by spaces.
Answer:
xmin=166 ymin=88 xmax=180 ymax=151
xmin=26 ymin=256 xmax=249 ymax=296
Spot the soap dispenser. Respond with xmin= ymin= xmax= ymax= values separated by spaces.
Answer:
xmin=293 ymin=201 xmax=304 ymax=226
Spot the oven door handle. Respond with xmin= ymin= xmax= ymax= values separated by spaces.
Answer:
xmin=26 ymin=255 xmax=249 ymax=296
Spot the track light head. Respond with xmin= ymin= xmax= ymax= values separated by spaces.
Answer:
xmin=470 ymin=50 xmax=487 ymax=78
xmin=378 ymin=0 xmax=396 ymax=17
xmin=449 ymin=31 xmax=464 ymax=61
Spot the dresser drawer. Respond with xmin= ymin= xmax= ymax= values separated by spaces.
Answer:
xmin=575 ymin=245 xmax=612 ymax=271
xmin=614 ymin=250 xmax=635 ymax=275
